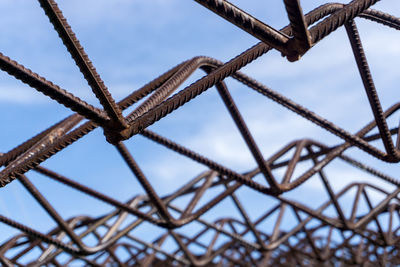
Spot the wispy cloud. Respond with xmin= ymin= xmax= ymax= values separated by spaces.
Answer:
xmin=0 ymin=85 xmax=49 ymax=104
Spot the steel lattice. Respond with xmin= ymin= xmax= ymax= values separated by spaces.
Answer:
xmin=0 ymin=0 xmax=399 ymax=266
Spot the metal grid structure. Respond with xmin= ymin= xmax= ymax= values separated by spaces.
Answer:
xmin=0 ymin=0 xmax=399 ymax=266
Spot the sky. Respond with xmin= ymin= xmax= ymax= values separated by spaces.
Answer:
xmin=0 ymin=0 xmax=399 ymax=261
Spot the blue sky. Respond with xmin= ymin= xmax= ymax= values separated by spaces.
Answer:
xmin=0 ymin=0 xmax=399 ymax=257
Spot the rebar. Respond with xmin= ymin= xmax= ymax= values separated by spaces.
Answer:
xmin=0 ymin=0 xmax=399 ymax=266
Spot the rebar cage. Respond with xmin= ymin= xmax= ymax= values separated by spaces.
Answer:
xmin=0 ymin=0 xmax=399 ymax=266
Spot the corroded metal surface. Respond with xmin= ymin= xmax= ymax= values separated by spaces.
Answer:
xmin=0 ymin=0 xmax=399 ymax=266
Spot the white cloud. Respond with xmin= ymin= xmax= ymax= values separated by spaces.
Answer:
xmin=0 ymin=85 xmax=48 ymax=104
